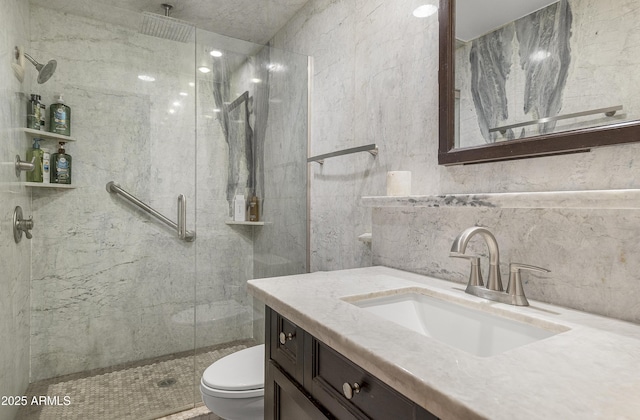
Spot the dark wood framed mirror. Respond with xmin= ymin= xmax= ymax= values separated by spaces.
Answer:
xmin=438 ymin=0 xmax=640 ymax=165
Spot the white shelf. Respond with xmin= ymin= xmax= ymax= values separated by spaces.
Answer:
xmin=225 ymin=220 xmax=266 ymax=226
xmin=21 ymin=127 xmax=76 ymax=142
xmin=361 ymin=189 xmax=640 ymax=210
xmin=23 ymin=182 xmax=76 ymax=189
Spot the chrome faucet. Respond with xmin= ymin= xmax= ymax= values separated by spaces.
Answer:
xmin=450 ymin=226 xmax=549 ymax=306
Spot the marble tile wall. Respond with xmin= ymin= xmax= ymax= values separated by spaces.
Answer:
xmin=271 ymin=0 xmax=440 ymax=271
xmin=273 ymin=0 xmax=640 ymax=323
xmin=0 ymin=2 xmax=32 ymax=418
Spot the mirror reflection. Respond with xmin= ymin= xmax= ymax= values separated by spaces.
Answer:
xmin=454 ymin=0 xmax=639 ymax=149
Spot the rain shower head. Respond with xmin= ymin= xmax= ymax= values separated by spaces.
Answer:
xmin=23 ymin=52 xmax=57 ymax=84
xmin=140 ymin=4 xmax=194 ymax=43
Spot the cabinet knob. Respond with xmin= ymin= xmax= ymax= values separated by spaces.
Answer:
xmin=342 ymin=382 xmax=361 ymax=400
xmin=279 ymin=331 xmax=295 ymax=345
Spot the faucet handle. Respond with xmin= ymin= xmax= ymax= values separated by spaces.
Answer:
xmin=506 ymin=263 xmax=550 ymax=306
xmin=450 ymin=253 xmax=484 ymax=287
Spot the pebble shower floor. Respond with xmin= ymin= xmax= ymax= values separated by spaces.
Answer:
xmin=16 ymin=340 xmax=256 ymax=420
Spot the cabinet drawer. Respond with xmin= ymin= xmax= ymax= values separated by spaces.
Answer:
xmin=268 ymin=307 xmax=304 ymax=383
xmin=306 ymin=339 xmax=437 ymax=420
xmin=265 ymin=360 xmax=330 ymax=420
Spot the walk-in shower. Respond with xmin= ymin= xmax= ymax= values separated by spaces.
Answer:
xmin=15 ymin=3 xmax=308 ymax=419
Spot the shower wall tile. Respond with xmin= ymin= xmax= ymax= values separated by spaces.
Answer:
xmin=0 ymin=1 xmax=32 ymax=419
xmin=272 ymin=0 xmax=439 ymax=271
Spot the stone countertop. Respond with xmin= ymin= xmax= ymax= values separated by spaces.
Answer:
xmin=248 ymin=266 xmax=640 ymax=420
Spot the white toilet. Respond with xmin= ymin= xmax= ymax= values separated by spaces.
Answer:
xmin=200 ymin=344 xmax=265 ymax=420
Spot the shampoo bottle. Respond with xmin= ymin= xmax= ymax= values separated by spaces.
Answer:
xmin=42 ymin=148 xmax=51 ymax=184
xmin=26 ymin=138 xmax=44 ymax=183
xmin=38 ymin=96 xmax=46 ymax=130
xmin=51 ymin=142 xmax=72 ymax=184
xmin=248 ymin=195 xmax=260 ymax=222
xmin=50 ymin=94 xmax=71 ymax=136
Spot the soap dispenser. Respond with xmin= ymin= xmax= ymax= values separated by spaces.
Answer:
xmin=50 ymin=94 xmax=71 ymax=136
xmin=51 ymin=142 xmax=71 ymax=184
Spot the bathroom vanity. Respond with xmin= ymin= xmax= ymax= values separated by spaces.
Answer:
xmin=264 ymin=306 xmax=437 ymax=419
xmin=248 ymin=266 xmax=640 ymax=419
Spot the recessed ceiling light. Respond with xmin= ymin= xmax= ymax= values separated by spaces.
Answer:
xmin=189 ymin=82 xmax=195 ymax=87
xmin=198 ymin=66 xmax=211 ymax=73
xmin=251 ymin=78 xmax=262 ymax=83
xmin=213 ymin=108 xmax=221 ymax=113
xmin=138 ymin=74 xmax=155 ymax=82
xmin=179 ymin=92 xmax=188 ymax=96
xmin=210 ymin=50 xmax=223 ymax=57
xmin=168 ymin=109 xmax=176 ymax=114
xmin=173 ymin=101 xmax=181 ymax=107
xmin=412 ymin=4 xmax=437 ymax=18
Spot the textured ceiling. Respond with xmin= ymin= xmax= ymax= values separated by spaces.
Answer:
xmin=29 ymin=0 xmax=310 ymax=45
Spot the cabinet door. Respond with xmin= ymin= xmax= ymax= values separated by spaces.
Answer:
xmin=305 ymin=338 xmax=438 ymax=420
xmin=267 ymin=307 xmax=305 ymax=383
xmin=265 ymin=360 xmax=330 ymax=420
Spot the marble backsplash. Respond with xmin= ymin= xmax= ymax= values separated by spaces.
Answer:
xmin=368 ymin=192 xmax=640 ymax=324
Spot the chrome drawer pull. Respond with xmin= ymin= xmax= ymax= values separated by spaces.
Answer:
xmin=342 ymin=382 xmax=361 ymax=400
xmin=279 ymin=332 xmax=295 ymax=345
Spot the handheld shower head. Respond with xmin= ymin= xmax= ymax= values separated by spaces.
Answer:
xmin=23 ymin=52 xmax=57 ymax=84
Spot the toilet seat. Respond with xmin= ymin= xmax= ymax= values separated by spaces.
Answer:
xmin=201 ymin=344 xmax=265 ymax=399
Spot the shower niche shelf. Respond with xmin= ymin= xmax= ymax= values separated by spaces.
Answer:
xmin=225 ymin=220 xmax=265 ymax=226
xmin=21 ymin=127 xmax=77 ymax=142
xmin=21 ymin=128 xmax=76 ymax=188
xmin=23 ymin=182 xmax=75 ymax=189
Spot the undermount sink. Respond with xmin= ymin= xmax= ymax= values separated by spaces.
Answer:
xmin=350 ymin=290 xmax=566 ymax=357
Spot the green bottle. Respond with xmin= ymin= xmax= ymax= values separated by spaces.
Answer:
xmin=51 ymin=142 xmax=72 ymax=184
xmin=27 ymin=94 xmax=41 ymax=130
xmin=50 ymin=94 xmax=71 ymax=136
xmin=26 ymin=138 xmax=44 ymax=183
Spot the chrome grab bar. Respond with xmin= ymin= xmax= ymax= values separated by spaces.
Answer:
xmin=489 ymin=105 xmax=623 ymax=134
xmin=106 ymin=181 xmax=195 ymax=242
xmin=307 ymin=143 xmax=378 ymax=164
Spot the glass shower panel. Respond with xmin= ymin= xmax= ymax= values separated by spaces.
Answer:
xmin=24 ymin=3 xmax=198 ymax=419
xmin=193 ymin=28 xmax=309 ymax=399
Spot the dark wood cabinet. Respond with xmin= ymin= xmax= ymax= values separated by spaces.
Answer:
xmin=265 ymin=307 xmax=438 ymax=420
